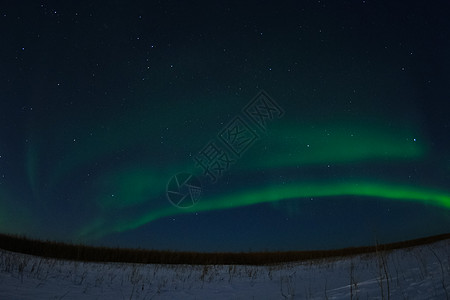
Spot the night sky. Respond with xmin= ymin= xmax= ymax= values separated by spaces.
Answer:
xmin=1 ymin=1 xmax=449 ymax=252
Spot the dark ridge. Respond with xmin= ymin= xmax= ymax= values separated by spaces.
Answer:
xmin=0 ymin=233 xmax=449 ymax=265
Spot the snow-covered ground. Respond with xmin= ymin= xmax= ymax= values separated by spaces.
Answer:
xmin=0 ymin=239 xmax=449 ymax=299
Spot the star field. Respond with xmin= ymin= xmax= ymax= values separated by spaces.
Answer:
xmin=0 ymin=1 xmax=449 ymax=252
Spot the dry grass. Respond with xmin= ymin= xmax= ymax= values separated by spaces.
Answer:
xmin=0 ymin=232 xmax=449 ymax=265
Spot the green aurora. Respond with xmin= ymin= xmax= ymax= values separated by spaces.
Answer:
xmin=69 ymin=118 xmax=447 ymax=241
xmin=78 ymin=179 xmax=450 ymax=240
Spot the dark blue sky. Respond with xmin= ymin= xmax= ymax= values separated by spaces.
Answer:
xmin=0 ymin=1 xmax=449 ymax=252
